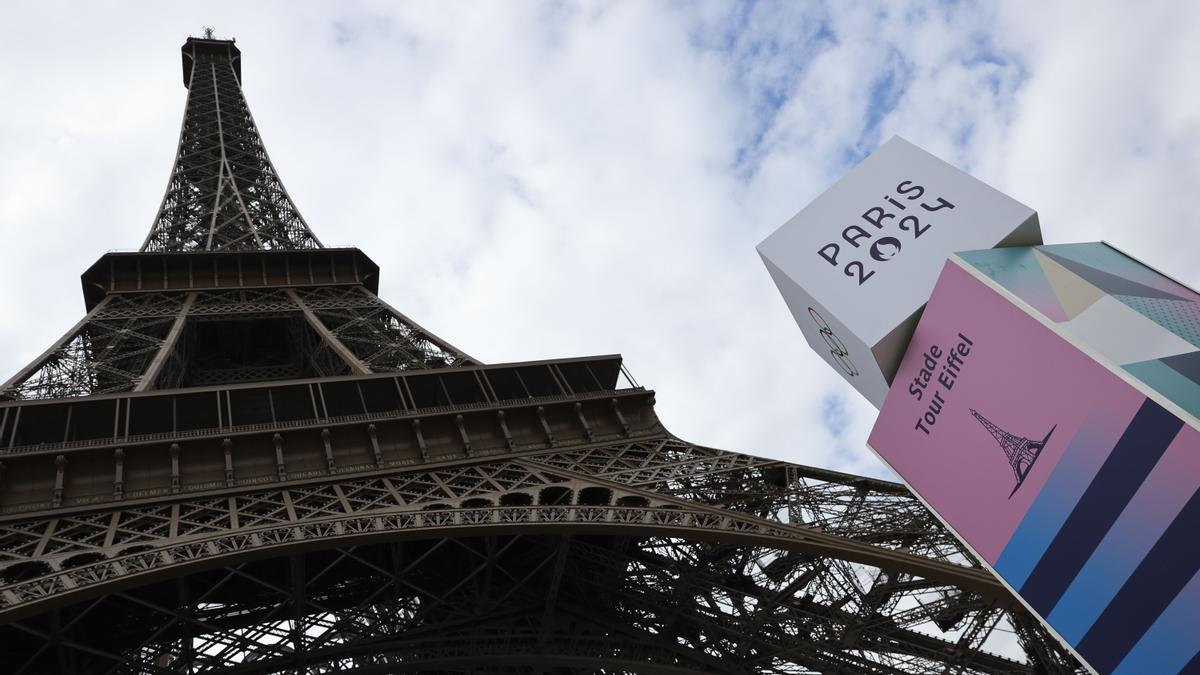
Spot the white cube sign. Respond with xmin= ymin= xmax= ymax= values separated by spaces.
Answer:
xmin=757 ymin=136 xmax=1041 ymax=407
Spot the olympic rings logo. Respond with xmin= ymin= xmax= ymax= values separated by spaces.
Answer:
xmin=808 ymin=307 xmax=860 ymax=377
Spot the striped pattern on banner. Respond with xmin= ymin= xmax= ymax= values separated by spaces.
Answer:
xmin=1077 ymin=488 xmax=1200 ymax=672
xmin=994 ymin=398 xmax=1200 ymax=671
xmin=1018 ymin=399 xmax=1182 ymax=615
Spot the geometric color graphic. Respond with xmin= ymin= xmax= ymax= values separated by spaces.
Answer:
xmin=958 ymin=246 xmax=1068 ymax=321
xmin=1112 ymin=294 xmax=1200 ymax=348
xmin=1039 ymin=243 xmax=1197 ymax=298
xmin=1062 ymin=296 xmax=1196 ymax=365
xmin=1032 ymin=249 xmax=1105 ymax=319
xmin=1112 ymin=570 xmax=1200 ymax=674
xmin=1123 ymin=356 xmax=1200 ymax=420
xmin=1161 ymin=349 xmax=1200 ymax=382
xmin=870 ymin=258 xmax=1200 ymax=673
xmin=1038 ymin=248 xmax=1190 ymax=301
xmin=958 ymin=242 xmax=1200 ymax=423
xmin=1035 ymin=242 xmax=1192 ymax=296
xmin=1047 ymin=414 xmax=1200 ymax=647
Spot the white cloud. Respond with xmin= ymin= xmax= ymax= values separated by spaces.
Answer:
xmin=1 ymin=0 xmax=1198 ymax=483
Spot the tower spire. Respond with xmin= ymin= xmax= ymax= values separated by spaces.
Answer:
xmin=0 ymin=36 xmax=1085 ymax=675
xmin=141 ymin=36 xmax=322 ymax=252
xmin=0 ymin=37 xmax=472 ymax=402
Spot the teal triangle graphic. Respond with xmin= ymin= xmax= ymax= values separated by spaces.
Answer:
xmin=1161 ymin=350 xmax=1200 ymax=386
xmin=1124 ymin=358 xmax=1200 ymax=419
xmin=1040 ymin=249 xmax=1191 ymax=301
xmin=1040 ymin=243 xmax=1193 ymax=298
xmin=957 ymin=248 xmax=1067 ymax=321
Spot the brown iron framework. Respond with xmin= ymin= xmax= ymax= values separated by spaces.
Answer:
xmin=0 ymin=35 xmax=1085 ymax=674
xmin=143 ymin=39 xmax=320 ymax=252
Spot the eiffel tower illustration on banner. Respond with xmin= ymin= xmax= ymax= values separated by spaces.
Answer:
xmin=970 ymin=409 xmax=1056 ymax=498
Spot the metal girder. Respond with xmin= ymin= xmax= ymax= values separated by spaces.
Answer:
xmin=0 ymin=286 xmax=474 ymax=400
xmin=142 ymin=42 xmax=320 ymax=252
xmin=135 ymin=293 xmax=197 ymax=391
xmin=295 ymin=286 xmax=476 ymax=370
xmin=287 ymin=289 xmax=370 ymax=375
xmin=0 ymin=530 xmax=1072 ymax=674
xmin=0 ymin=295 xmax=181 ymax=400
xmin=0 ymin=436 xmax=1084 ymax=673
xmin=0 ymin=35 xmax=1088 ymax=675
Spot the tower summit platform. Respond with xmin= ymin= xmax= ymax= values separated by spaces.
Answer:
xmin=181 ymin=36 xmax=241 ymax=88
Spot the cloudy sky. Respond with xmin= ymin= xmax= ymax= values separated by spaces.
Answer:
xmin=1 ymin=1 xmax=1198 ymax=480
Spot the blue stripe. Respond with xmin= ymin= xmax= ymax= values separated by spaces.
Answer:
xmin=994 ymin=410 xmax=1115 ymax=588
xmin=1186 ymin=648 xmax=1200 ymax=674
xmin=1019 ymin=399 xmax=1182 ymax=616
xmin=1113 ymin=570 xmax=1200 ymax=675
xmin=1077 ymin=488 xmax=1200 ymax=672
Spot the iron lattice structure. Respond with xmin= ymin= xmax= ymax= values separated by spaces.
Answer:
xmin=143 ymin=39 xmax=321 ymax=252
xmin=0 ymin=37 xmax=1085 ymax=674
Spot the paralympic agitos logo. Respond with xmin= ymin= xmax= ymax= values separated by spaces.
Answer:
xmin=816 ymin=180 xmax=956 ymax=285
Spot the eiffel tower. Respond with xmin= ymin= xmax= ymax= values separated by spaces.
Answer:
xmin=970 ymin=409 xmax=1055 ymax=499
xmin=0 ymin=35 xmax=1084 ymax=674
